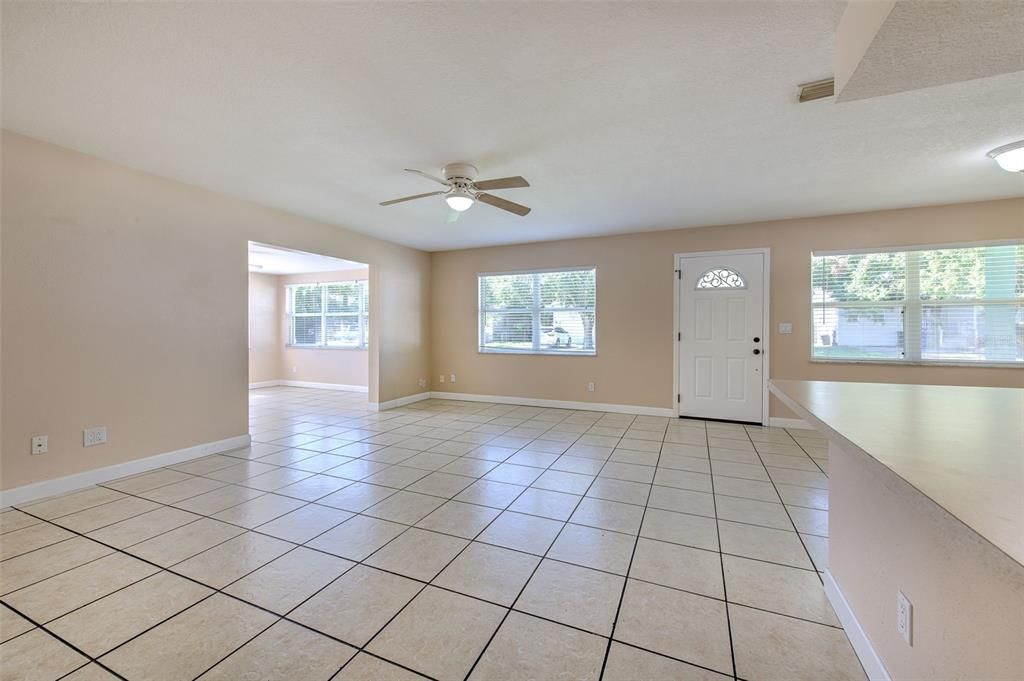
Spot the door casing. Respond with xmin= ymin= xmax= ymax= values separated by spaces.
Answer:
xmin=672 ymin=248 xmax=771 ymax=424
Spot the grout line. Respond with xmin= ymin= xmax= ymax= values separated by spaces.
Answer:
xmin=4 ymin=390 xmax=845 ymax=681
xmin=788 ymin=429 xmax=831 ymax=477
xmin=743 ymin=430 xmax=823 ymax=583
xmin=611 ymin=638 xmax=743 ymax=679
xmin=55 ymin=659 xmax=128 ymax=681
xmin=185 ymin=604 xmax=281 ymax=680
xmin=597 ymin=418 xmax=659 ymax=681
xmin=705 ymin=421 xmax=740 ymax=680
xmin=463 ymin=414 xmax=636 ymax=680
xmin=0 ymin=536 xmax=127 ymax=596
xmin=6 ymin=507 xmax=429 ymax=681
xmin=285 ymin=411 xmax=604 ymax=680
xmin=4 ymin=510 xmax=265 ymax=657
xmin=1 ymin=590 xmax=141 ymax=681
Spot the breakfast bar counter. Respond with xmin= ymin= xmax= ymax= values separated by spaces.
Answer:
xmin=769 ymin=380 xmax=1024 ymax=681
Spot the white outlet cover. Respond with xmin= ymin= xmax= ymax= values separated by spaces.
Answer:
xmin=450 ymin=374 xmax=456 ymax=383
xmin=31 ymin=435 xmax=48 ymax=455
xmin=897 ymin=590 xmax=913 ymax=645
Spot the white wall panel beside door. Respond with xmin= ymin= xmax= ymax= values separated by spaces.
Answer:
xmin=675 ymin=250 xmax=769 ymax=424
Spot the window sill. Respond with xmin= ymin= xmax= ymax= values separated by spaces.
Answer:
xmin=809 ymin=357 xmax=1022 ymax=369
xmin=286 ymin=345 xmax=368 ymax=351
xmin=479 ymin=348 xmax=597 ymax=357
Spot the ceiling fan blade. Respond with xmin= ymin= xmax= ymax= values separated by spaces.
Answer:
xmin=379 ymin=191 xmax=445 ymax=206
xmin=446 ymin=208 xmax=462 ymax=224
xmin=473 ymin=176 xmax=530 ymax=190
xmin=477 ymin=192 xmax=531 ymax=216
xmin=404 ymin=168 xmax=450 ymax=186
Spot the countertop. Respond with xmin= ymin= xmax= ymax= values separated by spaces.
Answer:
xmin=769 ymin=379 xmax=1024 ymax=566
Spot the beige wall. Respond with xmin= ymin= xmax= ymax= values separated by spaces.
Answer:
xmin=247 ymin=269 xmax=370 ymax=388
xmin=1 ymin=131 xmax=430 ymax=491
xmin=2 ymin=129 xmax=1020 ymax=493
xmin=430 ymin=199 xmax=1024 ymax=415
xmin=248 ymin=272 xmax=280 ymax=384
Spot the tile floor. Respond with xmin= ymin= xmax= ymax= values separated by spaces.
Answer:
xmin=0 ymin=387 xmax=865 ymax=681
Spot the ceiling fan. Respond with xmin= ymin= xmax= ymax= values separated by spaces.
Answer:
xmin=380 ymin=163 xmax=531 ymax=220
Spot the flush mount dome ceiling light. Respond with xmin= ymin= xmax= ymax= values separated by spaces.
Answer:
xmin=445 ymin=186 xmax=475 ymax=212
xmin=987 ymin=140 xmax=1024 ymax=173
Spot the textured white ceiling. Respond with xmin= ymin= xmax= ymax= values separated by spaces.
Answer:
xmin=248 ymin=242 xmax=366 ymax=275
xmin=2 ymin=2 xmax=1022 ymax=251
xmin=837 ymin=1 xmax=1024 ymax=101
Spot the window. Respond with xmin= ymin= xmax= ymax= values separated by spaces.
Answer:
xmin=696 ymin=267 xmax=746 ymax=289
xmin=811 ymin=243 xmax=1023 ymax=364
xmin=287 ymin=280 xmax=369 ymax=349
xmin=479 ymin=268 xmax=596 ymax=354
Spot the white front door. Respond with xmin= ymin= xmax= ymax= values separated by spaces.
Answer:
xmin=677 ymin=251 xmax=766 ymax=423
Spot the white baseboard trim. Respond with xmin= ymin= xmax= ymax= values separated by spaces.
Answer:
xmin=823 ymin=570 xmax=891 ymax=681
xmin=249 ymin=380 xmax=368 ymax=393
xmin=429 ymin=391 xmax=676 ymax=418
xmin=0 ymin=434 xmax=252 ymax=508
xmin=369 ymin=392 xmax=431 ymax=411
xmin=768 ymin=417 xmax=813 ymax=429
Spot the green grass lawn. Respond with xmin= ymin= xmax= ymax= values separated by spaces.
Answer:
xmin=813 ymin=346 xmax=900 ymax=359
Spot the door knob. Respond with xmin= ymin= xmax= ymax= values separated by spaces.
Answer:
xmin=753 ymin=336 xmax=760 ymax=343
xmin=753 ymin=348 xmax=761 ymax=355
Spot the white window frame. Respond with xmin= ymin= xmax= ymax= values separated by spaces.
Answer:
xmin=810 ymin=240 xmax=1022 ymax=368
xmin=478 ymin=266 xmax=597 ymax=356
xmin=286 ymin=280 xmax=369 ymax=350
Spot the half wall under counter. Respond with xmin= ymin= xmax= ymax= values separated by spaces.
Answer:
xmin=769 ymin=380 xmax=1023 ymax=681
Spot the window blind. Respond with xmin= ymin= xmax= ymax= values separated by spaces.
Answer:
xmin=811 ymin=243 xmax=1023 ymax=364
xmin=287 ymin=280 xmax=369 ymax=348
xmin=479 ymin=268 xmax=597 ymax=354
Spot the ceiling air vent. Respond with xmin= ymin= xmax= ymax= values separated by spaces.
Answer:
xmin=798 ymin=78 xmax=835 ymax=103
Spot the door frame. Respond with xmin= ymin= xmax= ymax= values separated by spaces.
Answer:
xmin=672 ymin=248 xmax=771 ymax=425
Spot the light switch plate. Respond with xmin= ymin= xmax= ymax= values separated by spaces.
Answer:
xmin=778 ymin=322 xmax=793 ymax=334
xmin=31 ymin=435 xmax=48 ymax=455
xmin=84 ymin=426 xmax=107 ymax=447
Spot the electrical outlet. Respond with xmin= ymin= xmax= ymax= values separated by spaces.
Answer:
xmin=31 ymin=435 xmax=48 ymax=455
xmin=897 ymin=591 xmax=913 ymax=645
xmin=587 ymin=382 xmax=595 ymax=392
xmin=439 ymin=375 xmax=445 ymax=384
xmin=291 ymin=366 xmax=297 ymax=374
xmin=418 ymin=378 xmax=427 ymax=388
xmin=84 ymin=426 xmax=107 ymax=447
xmin=449 ymin=373 xmax=456 ymax=384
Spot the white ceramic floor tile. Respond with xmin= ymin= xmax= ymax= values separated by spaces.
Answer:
xmin=8 ymin=387 xmax=860 ymax=681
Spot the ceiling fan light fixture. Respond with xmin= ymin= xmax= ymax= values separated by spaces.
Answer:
xmin=380 ymin=164 xmax=530 ymax=217
xmin=445 ymin=192 xmax=475 ymax=212
xmin=987 ymin=140 xmax=1024 ymax=173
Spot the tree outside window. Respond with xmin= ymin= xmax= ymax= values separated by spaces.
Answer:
xmin=479 ymin=268 xmax=596 ymax=355
xmin=812 ymin=244 xmax=1022 ymax=363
